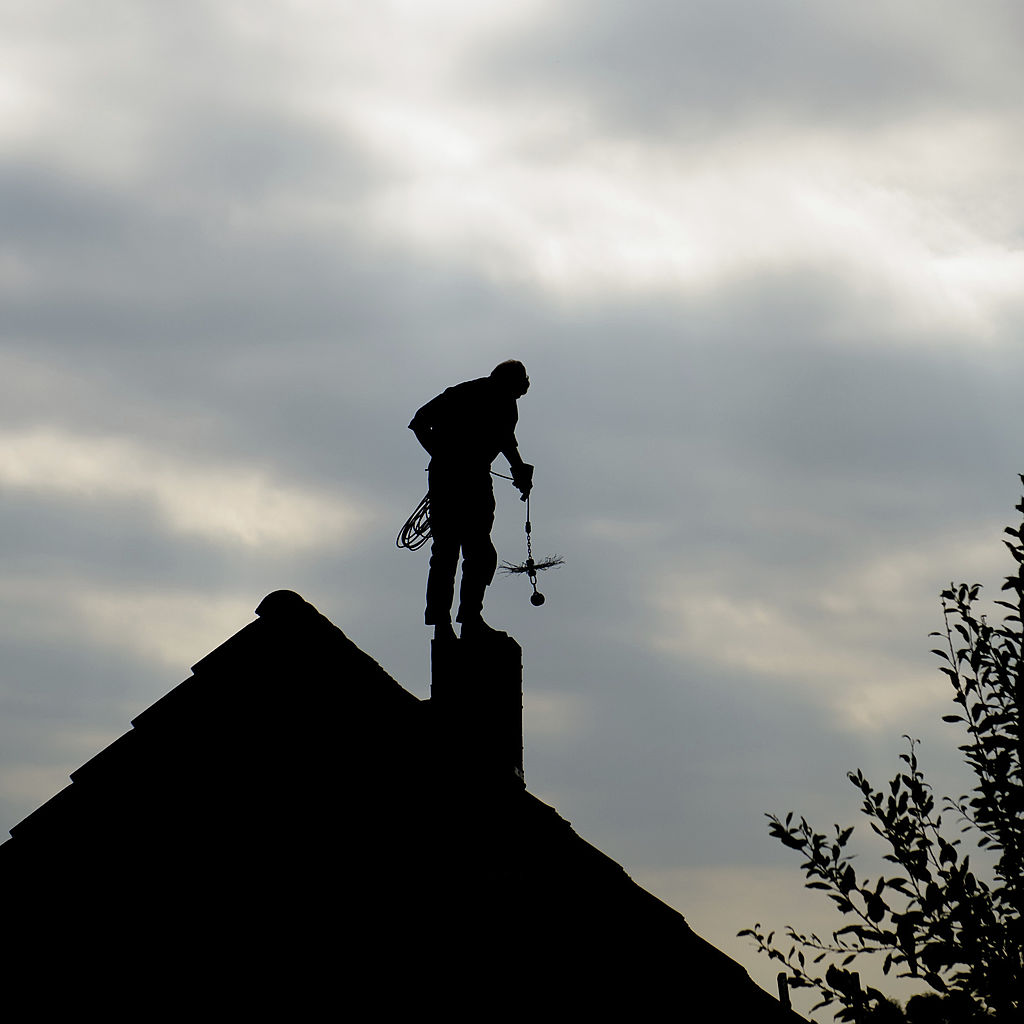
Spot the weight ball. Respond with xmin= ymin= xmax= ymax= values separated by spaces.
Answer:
xmin=530 ymin=591 xmax=546 ymax=606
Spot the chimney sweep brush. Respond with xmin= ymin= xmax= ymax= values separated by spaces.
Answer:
xmin=498 ymin=493 xmax=564 ymax=606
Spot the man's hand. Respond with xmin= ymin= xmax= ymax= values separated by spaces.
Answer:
xmin=512 ymin=463 xmax=534 ymax=500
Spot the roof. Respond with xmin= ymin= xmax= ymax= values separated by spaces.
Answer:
xmin=1 ymin=590 xmax=804 ymax=1020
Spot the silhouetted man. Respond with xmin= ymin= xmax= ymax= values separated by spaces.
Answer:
xmin=410 ymin=360 xmax=533 ymax=641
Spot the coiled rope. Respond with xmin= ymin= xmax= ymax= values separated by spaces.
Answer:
xmin=397 ymin=471 xmax=564 ymax=604
xmin=396 ymin=468 xmax=514 ymax=551
xmin=395 ymin=492 xmax=431 ymax=551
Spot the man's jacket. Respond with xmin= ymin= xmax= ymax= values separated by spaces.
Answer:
xmin=409 ymin=376 xmax=520 ymax=470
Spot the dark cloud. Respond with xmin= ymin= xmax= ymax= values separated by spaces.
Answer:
xmin=474 ymin=0 xmax=1021 ymax=137
xmin=519 ymin=637 xmax=869 ymax=870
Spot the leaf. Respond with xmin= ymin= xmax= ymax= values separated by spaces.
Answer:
xmin=777 ymin=831 xmax=805 ymax=851
xmin=839 ymin=865 xmax=856 ymax=895
xmin=866 ymin=892 xmax=887 ymax=923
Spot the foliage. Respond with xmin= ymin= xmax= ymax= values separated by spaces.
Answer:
xmin=740 ymin=481 xmax=1024 ymax=1022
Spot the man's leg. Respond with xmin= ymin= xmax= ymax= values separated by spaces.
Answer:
xmin=425 ymin=534 xmax=460 ymax=625
xmin=424 ymin=472 xmax=461 ymax=627
xmin=455 ymin=481 xmax=497 ymax=625
xmin=455 ymin=533 xmax=497 ymax=623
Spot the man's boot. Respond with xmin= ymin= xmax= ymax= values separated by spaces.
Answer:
xmin=459 ymin=616 xmax=505 ymax=640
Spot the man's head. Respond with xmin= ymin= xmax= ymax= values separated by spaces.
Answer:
xmin=491 ymin=359 xmax=530 ymax=397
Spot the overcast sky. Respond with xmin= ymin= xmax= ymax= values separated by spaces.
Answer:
xmin=3 ymin=2 xmax=1024 ymax=1015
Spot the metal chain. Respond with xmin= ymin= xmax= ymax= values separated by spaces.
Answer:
xmin=524 ymin=495 xmax=539 ymax=595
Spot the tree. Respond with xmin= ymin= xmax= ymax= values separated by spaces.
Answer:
xmin=740 ymin=480 xmax=1024 ymax=1022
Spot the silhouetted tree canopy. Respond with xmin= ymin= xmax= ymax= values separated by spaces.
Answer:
xmin=741 ymin=478 xmax=1024 ymax=1023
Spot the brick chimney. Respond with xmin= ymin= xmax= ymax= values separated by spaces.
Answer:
xmin=430 ymin=633 xmax=524 ymax=783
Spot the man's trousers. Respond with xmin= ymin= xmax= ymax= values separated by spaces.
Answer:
xmin=424 ymin=465 xmax=497 ymax=625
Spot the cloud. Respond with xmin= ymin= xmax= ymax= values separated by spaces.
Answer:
xmin=649 ymin=529 xmax=1007 ymax=730
xmin=59 ymin=585 xmax=258 ymax=669
xmin=0 ymin=427 xmax=367 ymax=550
xmin=479 ymin=1 xmax=1024 ymax=135
xmin=350 ymin=113 xmax=1024 ymax=324
xmin=7 ymin=0 xmax=1024 ymax=331
xmin=524 ymin=690 xmax=594 ymax=740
